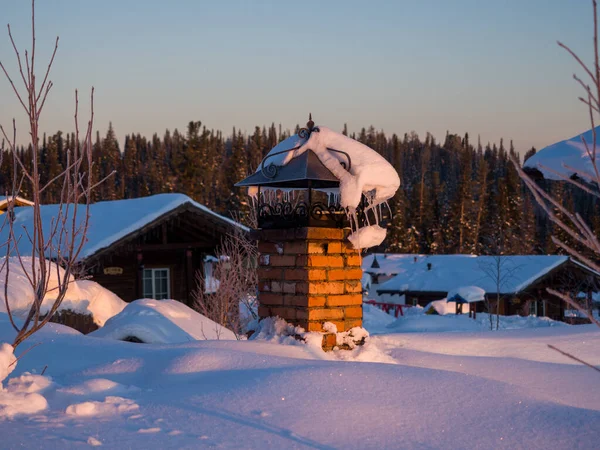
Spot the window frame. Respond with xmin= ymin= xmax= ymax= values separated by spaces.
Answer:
xmin=142 ymin=267 xmax=171 ymax=300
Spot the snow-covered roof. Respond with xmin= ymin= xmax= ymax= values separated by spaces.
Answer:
xmin=523 ymin=126 xmax=600 ymax=181
xmin=375 ymin=254 xmax=590 ymax=295
xmin=1 ymin=193 xmax=247 ymax=261
xmin=447 ymin=286 xmax=486 ymax=303
xmin=363 ymin=253 xmax=420 ymax=276
xmin=0 ymin=195 xmax=34 ymax=209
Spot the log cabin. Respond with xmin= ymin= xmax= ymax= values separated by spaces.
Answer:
xmin=3 ymin=193 xmax=247 ymax=305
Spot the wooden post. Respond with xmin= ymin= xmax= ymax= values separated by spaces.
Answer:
xmin=186 ymin=248 xmax=194 ymax=306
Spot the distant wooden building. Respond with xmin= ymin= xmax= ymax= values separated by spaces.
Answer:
xmin=369 ymin=254 xmax=600 ymax=322
xmin=0 ymin=195 xmax=34 ymax=214
xmin=5 ymin=194 xmax=246 ymax=305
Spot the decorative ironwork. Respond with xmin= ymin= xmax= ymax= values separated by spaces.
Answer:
xmin=258 ymin=114 xmax=352 ymax=180
xmin=260 ymin=146 xmax=301 ymax=179
xmin=257 ymin=198 xmax=347 ymax=229
xmin=310 ymin=202 xmax=346 ymax=227
xmin=256 ymin=191 xmax=394 ymax=230
xmin=325 ymin=147 xmax=351 ymax=171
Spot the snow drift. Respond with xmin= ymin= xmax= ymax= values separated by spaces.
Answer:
xmin=0 ymin=257 xmax=126 ymax=326
xmin=90 ymin=299 xmax=237 ymax=343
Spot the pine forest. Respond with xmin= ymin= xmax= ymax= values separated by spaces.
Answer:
xmin=1 ymin=121 xmax=596 ymax=257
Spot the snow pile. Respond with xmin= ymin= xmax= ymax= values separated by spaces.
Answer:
xmin=0 ymin=371 xmax=49 ymax=418
xmin=57 ymin=378 xmax=140 ymax=396
xmin=258 ymin=127 xmax=400 ymax=249
xmin=387 ymin=307 xmax=565 ymax=333
xmin=447 ymin=285 xmax=485 ymax=303
xmin=524 ymin=126 xmax=600 ymax=181
xmin=66 ymin=396 xmax=139 ymax=417
xmin=74 ymin=280 xmax=126 ymax=326
xmin=0 ymin=343 xmax=15 ymax=385
xmin=0 ymin=257 xmax=126 ymax=326
xmin=424 ymin=299 xmax=469 ymax=315
xmin=248 ymin=316 xmax=323 ymax=349
xmin=90 ymin=299 xmax=237 ymax=343
xmin=297 ymin=127 xmax=399 ymax=248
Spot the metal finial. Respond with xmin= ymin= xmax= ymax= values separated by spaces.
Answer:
xmin=307 ymin=113 xmax=314 ymax=131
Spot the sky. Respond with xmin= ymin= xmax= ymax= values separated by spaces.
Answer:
xmin=0 ymin=0 xmax=597 ymax=153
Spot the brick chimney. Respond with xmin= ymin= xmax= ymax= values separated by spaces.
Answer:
xmin=255 ymin=227 xmax=362 ymax=349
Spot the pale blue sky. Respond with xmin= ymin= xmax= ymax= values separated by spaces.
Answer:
xmin=0 ymin=0 xmax=596 ymax=152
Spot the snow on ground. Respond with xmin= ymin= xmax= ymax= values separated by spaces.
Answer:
xmin=90 ymin=299 xmax=237 ymax=343
xmin=524 ymin=125 xmax=600 ymax=181
xmin=0 ymin=257 xmax=126 ymax=326
xmin=0 ymin=303 xmax=597 ymax=449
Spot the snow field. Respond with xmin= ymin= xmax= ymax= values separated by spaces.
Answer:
xmin=0 ymin=307 xmax=597 ymax=449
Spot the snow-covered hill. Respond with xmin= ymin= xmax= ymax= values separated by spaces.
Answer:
xmin=0 ymin=308 xmax=598 ymax=449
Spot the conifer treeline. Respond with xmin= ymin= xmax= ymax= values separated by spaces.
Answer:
xmin=1 ymin=122 xmax=598 ymax=256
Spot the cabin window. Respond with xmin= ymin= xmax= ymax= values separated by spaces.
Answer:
xmin=529 ymin=300 xmax=538 ymax=316
xmin=143 ymin=268 xmax=170 ymax=299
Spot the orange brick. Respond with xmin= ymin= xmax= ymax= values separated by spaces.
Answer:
xmin=305 ymin=228 xmax=344 ymax=240
xmin=343 ymin=242 xmax=360 ymax=254
xmin=308 ymin=308 xmax=344 ymax=321
xmin=308 ymin=255 xmax=344 ymax=268
xmin=327 ymin=268 xmax=363 ymax=281
xmin=322 ymin=333 xmax=337 ymax=349
xmin=344 ymin=306 xmax=363 ymax=319
xmin=345 ymin=268 xmax=364 ymax=280
xmin=345 ymin=281 xmax=363 ymax=294
xmin=257 ymin=268 xmax=283 ymax=280
xmin=308 ymin=242 xmax=327 ymax=254
xmin=326 ymin=294 xmax=363 ymax=307
xmin=345 ymin=319 xmax=363 ymax=329
xmin=327 ymin=269 xmax=348 ymax=281
xmin=307 ymin=296 xmax=327 ymax=307
xmin=307 ymin=322 xmax=324 ymax=332
xmin=270 ymin=255 xmax=296 ymax=267
xmin=345 ymin=255 xmax=362 ymax=267
xmin=308 ymin=281 xmax=345 ymax=295
xmin=327 ymin=242 xmax=342 ymax=254
xmin=284 ymin=241 xmax=307 ymax=254
xmin=284 ymin=269 xmax=327 ymax=282
xmin=307 ymin=269 xmax=327 ymax=280
xmin=284 ymin=295 xmax=308 ymax=307
xmin=327 ymin=320 xmax=346 ymax=332
xmin=259 ymin=293 xmax=283 ymax=306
